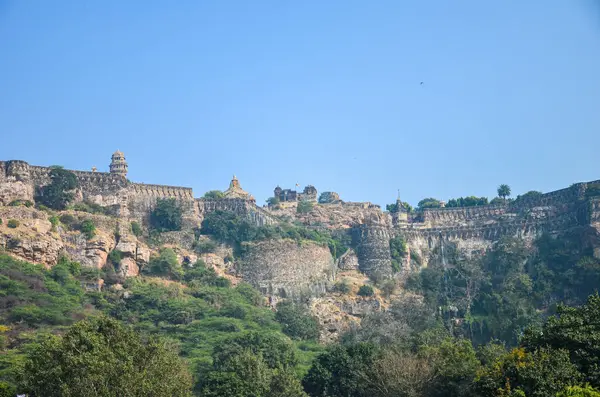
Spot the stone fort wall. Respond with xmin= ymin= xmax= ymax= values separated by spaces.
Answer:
xmin=0 ymin=160 xmax=270 ymax=228
xmin=353 ymin=180 xmax=600 ymax=277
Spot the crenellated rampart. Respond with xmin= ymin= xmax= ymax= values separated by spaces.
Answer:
xmin=130 ymin=183 xmax=193 ymax=199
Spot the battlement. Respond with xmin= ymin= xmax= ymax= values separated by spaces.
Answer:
xmin=131 ymin=183 xmax=193 ymax=199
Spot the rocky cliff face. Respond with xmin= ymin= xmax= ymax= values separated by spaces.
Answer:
xmin=0 ymin=207 xmax=150 ymax=276
xmin=239 ymin=239 xmax=337 ymax=299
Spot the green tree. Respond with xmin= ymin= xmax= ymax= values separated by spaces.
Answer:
xmin=417 ymin=197 xmax=443 ymax=210
xmin=267 ymin=196 xmax=280 ymax=206
xmin=36 ymin=167 xmax=79 ymax=210
xmin=200 ymin=332 xmax=306 ymax=397
xmin=446 ymin=196 xmax=489 ymax=208
xmin=20 ymin=316 xmax=193 ymax=397
xmin=420 ymin=337 xmax=480 ymax=397
xmin=275 ymin=301 xmax=320 ymax=341
xmin=522 ymin=294 xmax=600 ymax=386
xmin=203 ymin=190 xmax=225 ymax=199
xmin=303 ymin=343 xmax=379 ymax=397
xmin=473 ymin=347 xmax=580 ymax=397
xmin=498 ymin=184 xmax=512 ymax=200
xmin=150 ymin=198 xmax=183 ymax=232
xmin=557 ymin=384 xmax=600 ymax=397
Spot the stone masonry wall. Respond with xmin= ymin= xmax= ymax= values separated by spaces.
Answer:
xmin=239 ymin=239 xmax=336 ymax=299
xmin=352 ymin=224 xmax=393 ymax=278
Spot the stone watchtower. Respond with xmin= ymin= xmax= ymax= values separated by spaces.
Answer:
xmin=109 ymin=150 xmax=128 ymax=177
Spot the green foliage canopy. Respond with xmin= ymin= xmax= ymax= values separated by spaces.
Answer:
xmin=36 ymin=167 xmax=79 ymax=210
xmin=21 ymin=316 xmax=193 ymax=397
xmin=150 ymin=198 xmax=183 ymax=232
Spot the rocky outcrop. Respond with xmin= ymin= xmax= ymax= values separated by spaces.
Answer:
xmin=113 ymin=235 xmax=151 ymax=277
xmin=0 ymin=180 xmax=34 ymax=206
xmin=239 ymin=239 xmax=336 ymax=299
xmin=65 ymin=231 xmax=115 ymax=269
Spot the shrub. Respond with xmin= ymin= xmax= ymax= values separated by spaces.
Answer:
xmin=380 ymin=279 xmax=396 ymax=298
xmin=297 ymin=200 xmax=314 ymax=214
xmin=36 ymin=204 xmax=50 ymax=212
xmin=131 ymin=221 xmax=143 ymax=237
xmin=0 ymin=218 xmax=2 ymax=225
xmin=275 ymin=301 xmax=320 ymax=341
xmin=70 ymin=201 xmax=109 ymax=215
xmin=7 ymin=219 xmax=19 ymax=229
xmin=357 ymin=285 xmax=375 ymax=297
xmin=9 ymin=199 xmax=33 ymax=207
xmin=193 ymin=238 xmax=218 ymax=254
xmin=150 ymin=198 xmax=183 ymax=232
xmin=183 ymin=259 xmax=230 ymax=287
xmin=108 ymin=250 xmax=123 ymax=265
xmin=146 ymin=248 xmax=183 ymax=280
xmin=48 ymin=215 xmax=59 ymax=230
xmin=335 ymin=279 xmax=352 ymax=294
xmin=79 ymin=219 xmax=96 ymax=240
xmin=59 ymin=214 xmax=76 ymax=228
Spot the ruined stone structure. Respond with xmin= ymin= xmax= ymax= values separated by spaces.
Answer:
xmin=273 ymin=185 xmax=318 ymax=203
xmin=0 ymin=153 xmax=272 ymax=229
xmin=318 ymin=191 xmax=341 ymax=204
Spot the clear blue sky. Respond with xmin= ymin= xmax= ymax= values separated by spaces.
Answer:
xmin=1 ymin=1 xmax=599 ymax=207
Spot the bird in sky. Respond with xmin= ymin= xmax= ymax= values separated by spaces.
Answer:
xmin=420 ymin=82 xmax=424 ymax=85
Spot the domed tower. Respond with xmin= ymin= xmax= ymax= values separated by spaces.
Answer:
xmin=109 ymin=150 xmax=128 ymax=177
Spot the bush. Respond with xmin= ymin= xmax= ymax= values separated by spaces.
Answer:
xmin=275 ymin=301 xmax=320 ymax=341
xmin=108 ymin=250 xmax=123 ymax=265
xmin=48 ymin=216 xmax=59 ymax=231
xmin=335 ymin=279 xmax=351 ymax=294
xmin=146 ymin=248 xmax=183 ymax=280
xmin=150 ymin=198 xmax=183 ymax=232
xmin=9 ymin=199 xmax=33 ymax=207
xmin=297 ymin=200 xmax=314 ymax=214
xmin=183 ymin=259 xmax=230 ymax=287
xmin=380 ymin=279 xmax=396 ymax=298
xmin=131 ymin=221 xmax=143 ymax=237
xmin=59 ymin=214 xmax=76 ymax=228
xmin=194 ymin=239 xmax=218 ymax=254
xmin=357 ymin=285 xmax=375 ymax=297
xmin=7 ymin=219 xmax=19 ymax=229
xmin=79 ymin=219 xmax=96 ymax=240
